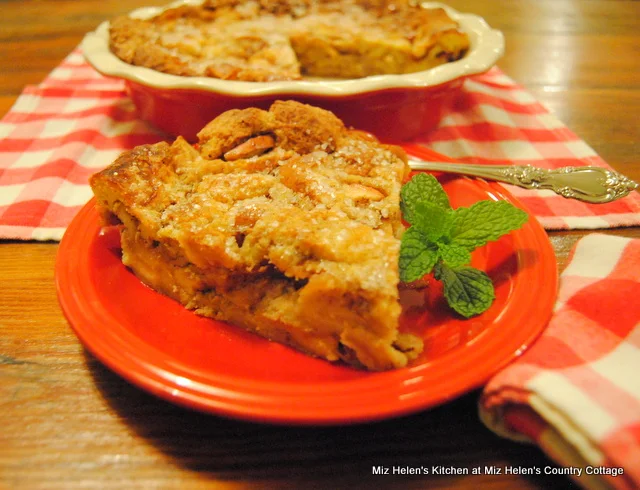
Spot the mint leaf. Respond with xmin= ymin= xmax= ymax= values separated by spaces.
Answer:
xmin=398 ymin=174 xmax=528 ymax=318
xmin=401 ymin=173 xmax=451 ymax=225
xmin=411 ymin=201 xmax=454 ymax=242
xmin=399 ymin=227 xmax=439 ymax=282
xmin=434 ymin=263 xmax=495 ymax=318
xmin=450 ymin=200 xmax=528 ymax=251
xmin=438 ymin=242 xmax=472 ymax=268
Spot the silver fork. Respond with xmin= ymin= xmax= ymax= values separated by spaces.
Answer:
xmin=408 ymin=158 xmax=638 ymax=204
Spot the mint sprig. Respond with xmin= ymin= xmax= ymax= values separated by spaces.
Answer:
xmin=399 ymin=173 xmax=528 ymax=318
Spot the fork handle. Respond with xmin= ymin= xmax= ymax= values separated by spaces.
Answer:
xmin=408 ymin=159 xmax=638 ymax=204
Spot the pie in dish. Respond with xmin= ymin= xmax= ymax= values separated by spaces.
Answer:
xmin=89 ymin=101 xmax=423 ymax=370
xmin=108 ymin=0 xmax=470 ymax=81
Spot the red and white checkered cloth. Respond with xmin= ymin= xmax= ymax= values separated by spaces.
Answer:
xmin=1 ymin=49 xmax=639 ymax=240
xmin=480 ymin=234 xmax=640 ymax=490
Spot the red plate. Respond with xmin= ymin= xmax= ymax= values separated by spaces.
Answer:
xmin=55 ymin=147 xmax=557 ymax=425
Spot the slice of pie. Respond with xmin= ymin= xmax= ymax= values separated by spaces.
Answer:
xmin=89 ymin=101 xmax=423 ymax=370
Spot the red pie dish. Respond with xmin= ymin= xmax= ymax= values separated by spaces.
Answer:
xmin=55 ymin=146 xmax=557 ymax=425
xmin=81 ymin=1 xmax=504 ymax=142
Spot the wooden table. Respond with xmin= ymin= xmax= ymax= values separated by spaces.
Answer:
xmin=1 ymin=1 xmax=638 ymax=489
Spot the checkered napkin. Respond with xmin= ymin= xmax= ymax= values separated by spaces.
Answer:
xmin=1 ymin=49 xmax=639 ymax=240
xmin=480 ymin=234 xmax=640 ymax=490
xmin=0 ymin=50 xmax=165 ymax=241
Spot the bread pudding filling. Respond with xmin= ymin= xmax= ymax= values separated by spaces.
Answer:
xmin=109 ymin=0 xmax=470 ymax=81
xmin=90 ymin=101 xmax=423 ymax=370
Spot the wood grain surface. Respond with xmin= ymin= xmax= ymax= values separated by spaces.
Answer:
xmin=1 ymin=1 xmax=638 ymax=489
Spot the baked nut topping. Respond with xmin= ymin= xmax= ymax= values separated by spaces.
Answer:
xmin=90 ymin=100 xmax=423 ymax=370
xmin=109 ymin=0 xmax=470 ymax=81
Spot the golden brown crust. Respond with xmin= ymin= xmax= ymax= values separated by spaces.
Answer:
xmin=90 ymin=101 xmax=422 ymax=370
xmin=108 ymin=0 xmax=469 ymax=81
xmin=109 ymin=6 xmax=302 ymax=81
